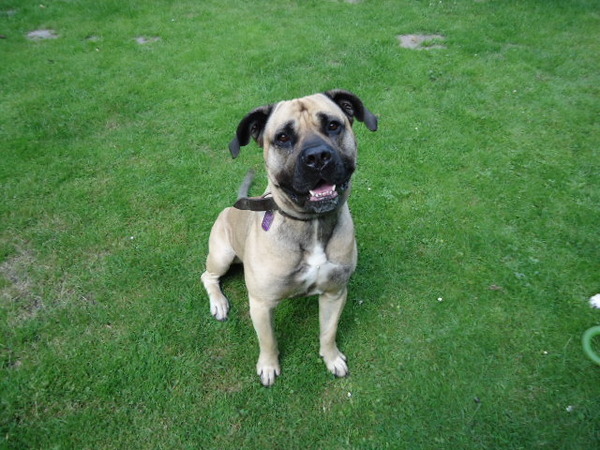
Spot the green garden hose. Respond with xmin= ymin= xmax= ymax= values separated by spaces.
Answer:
xmin=582 ymin=326 xmax=600 ymax=365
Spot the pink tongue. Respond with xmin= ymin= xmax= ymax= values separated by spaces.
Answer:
xmin=309 ymin=183 xmax=337 ymax=201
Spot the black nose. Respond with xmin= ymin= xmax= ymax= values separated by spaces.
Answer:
xmin=302 ymin=145 xmax=333 ymax=170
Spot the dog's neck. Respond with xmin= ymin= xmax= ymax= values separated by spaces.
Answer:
xmin=233 ymin=194 xmax=314 ymax=222
xmin=233 ymin=194 xmax=342 ymax=224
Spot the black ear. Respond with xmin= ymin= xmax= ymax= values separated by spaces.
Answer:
xmin=228 ymin=104 xmax=274 ymax=158
xmin=324 ymin=89 xmax=378 ymax=132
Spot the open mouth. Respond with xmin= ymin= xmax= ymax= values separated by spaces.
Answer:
xmin=278 ymin=178 xmax=350 ymax=211
xmin=309 ymin=182 xmax=339 ymax=202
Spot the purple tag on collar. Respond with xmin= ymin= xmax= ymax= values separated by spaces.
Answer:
xmin=262 ymin=211 xmax=274 ymax=231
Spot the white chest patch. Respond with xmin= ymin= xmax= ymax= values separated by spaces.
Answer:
xmin=306 ymin=244 xmax=327 ymax=268
xmin=298 ymin=244 xmax=335 ymax=295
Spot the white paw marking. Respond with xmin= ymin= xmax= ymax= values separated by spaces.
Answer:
xmin=257 ymin=360 xmax=281 ymax=387
xmin=210 ymin=296 xmax=229 ymax=321
xmin=323 ymin=351 xmax=348 ymax=378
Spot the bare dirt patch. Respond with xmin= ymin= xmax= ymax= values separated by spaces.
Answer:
xmin=27 ymin=29 xmax=59 ymax=40
xmin=397 ymin=34 xmax=446 ymax=50
xmin=1 ymin=9 xmax=18 ymax=17
xmin=134 ymin=36 xmax=161 ymax=45
xmin=0 ymin=248 xmax=44 ymax=320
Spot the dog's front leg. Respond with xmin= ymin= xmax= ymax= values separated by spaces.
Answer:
xmin=319 ymin=288 xmax=349 ymax=378
xmin=249 ymin=296 xmax=281 ymax=386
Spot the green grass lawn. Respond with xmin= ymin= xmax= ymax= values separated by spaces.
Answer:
xmin=1 ymin=0 xmax=599 ymax=447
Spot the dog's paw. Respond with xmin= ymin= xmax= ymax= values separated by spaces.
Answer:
xmin=322 ymin=350 xmax=349 ymax=378
xmin=209 ymin=296 xmax=229 ymax=321
xmin=257 ymin=358 xmax=281 ymax=387
xmin=202 ymin=271 xmax=229 ymax=321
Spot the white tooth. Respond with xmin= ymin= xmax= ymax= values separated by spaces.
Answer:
xmin=309 ymin=185 xmax=337 ymax=197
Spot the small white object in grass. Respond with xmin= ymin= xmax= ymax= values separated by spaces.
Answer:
xmin=437 ymin=297 xmax=443 ymax=302
xmin=566 ymin=405 xmax=574 ymax=413
xmin=347 ymin=392 xmax=352 ymax=398
xmin=589 ymin=294 xmax=600 ymax=309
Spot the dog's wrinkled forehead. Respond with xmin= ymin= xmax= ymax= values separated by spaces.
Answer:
xmin=265 ymin=94 xmax=348 ymax=136
xmin=228 ymin=89 xmax=377 ymax=159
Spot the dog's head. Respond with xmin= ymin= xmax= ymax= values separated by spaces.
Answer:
xmin=229 ymin=90 xmax=377 ymax=217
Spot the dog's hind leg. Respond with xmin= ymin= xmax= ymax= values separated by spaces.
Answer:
xmin=201 ymin=269 xmax=230 ymax=321
xmin=201 ymin=215 xmax=236 ymax=321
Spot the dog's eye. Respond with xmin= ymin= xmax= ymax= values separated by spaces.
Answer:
xmin=327 ymin=121 xmax=341 ymax=132
xmin=276 ymin=133 xmax=291 ymax=144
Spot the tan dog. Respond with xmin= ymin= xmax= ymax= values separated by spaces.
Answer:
xmin=201 ymin=90 xmax=377 ymax=386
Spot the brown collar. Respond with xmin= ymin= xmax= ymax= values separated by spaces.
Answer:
xmin=233 ymin=194 xmax=278 ymax=212
xmin=233 ymin=194 xmax=316 ymax=223
xmin=233 ymin=195 xmax=278 ymax=231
